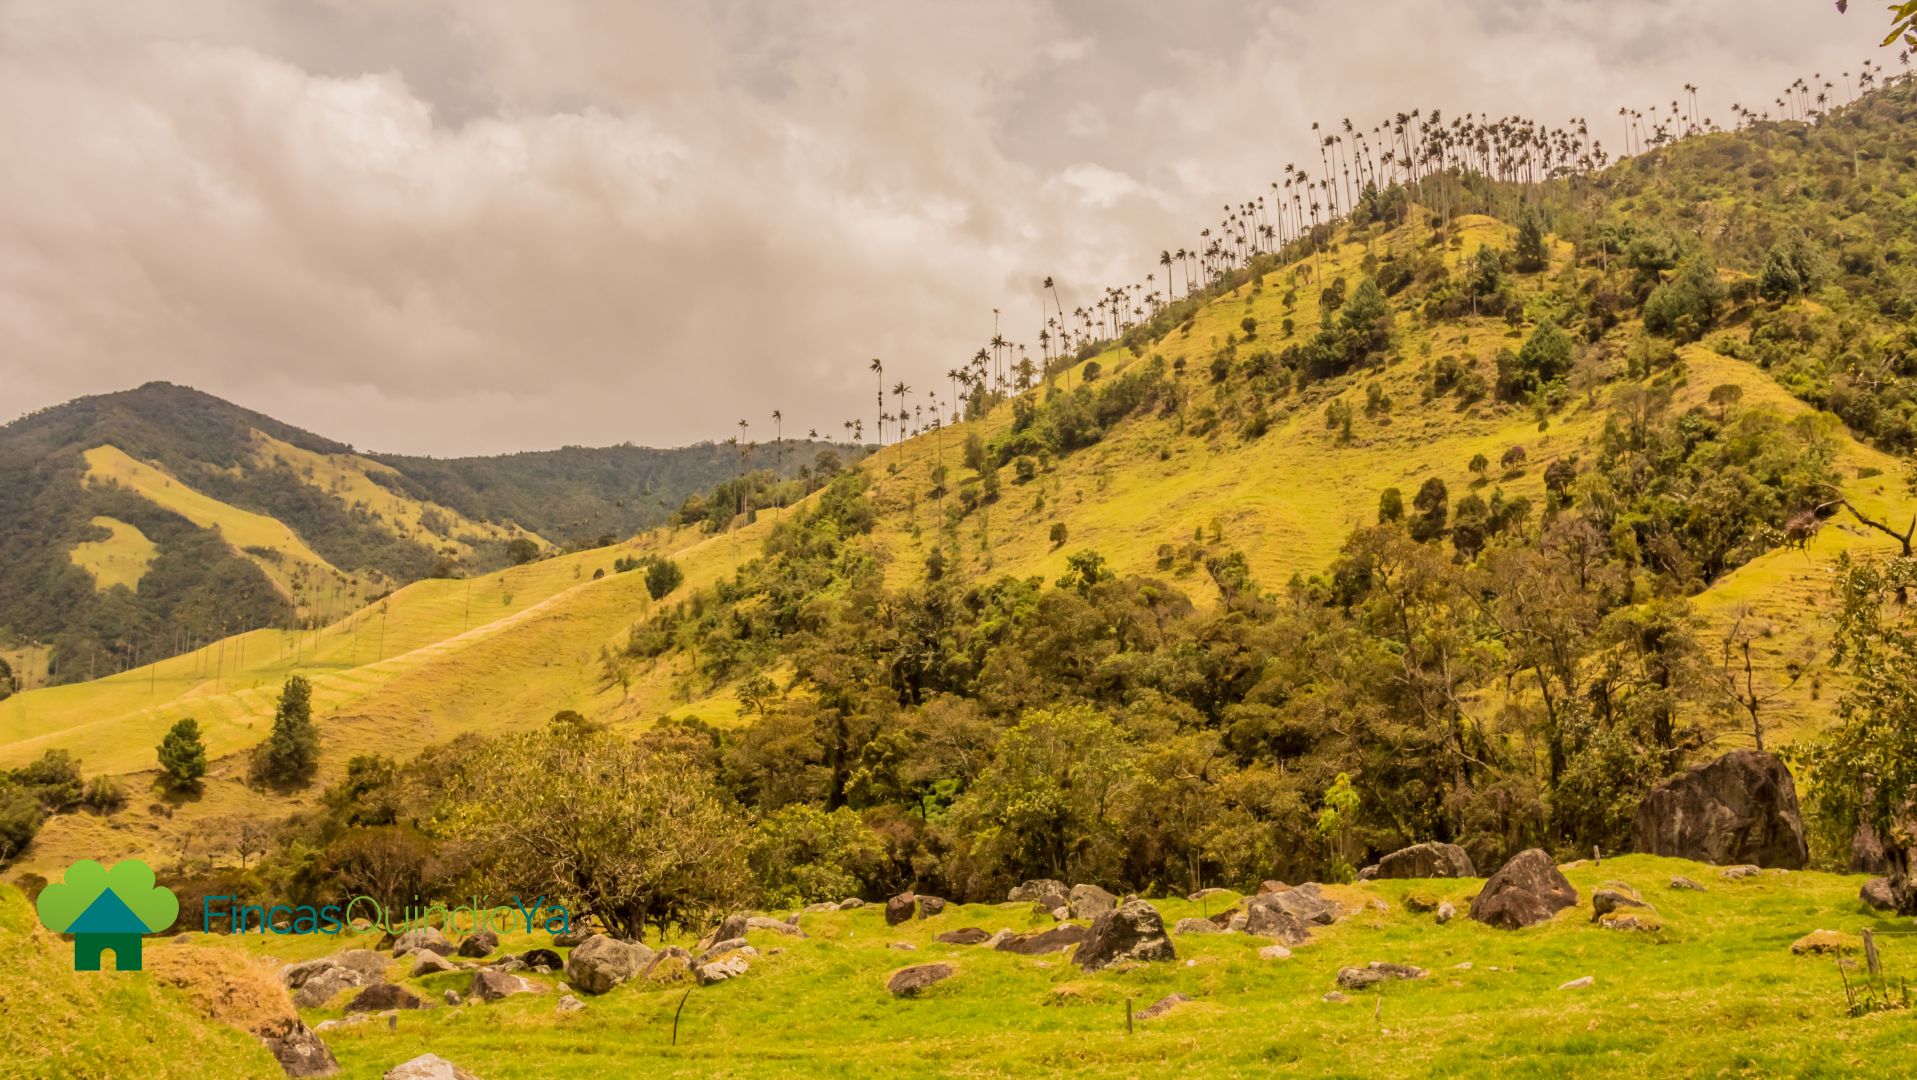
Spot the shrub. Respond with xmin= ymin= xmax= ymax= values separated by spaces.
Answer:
xmin=645 ymin=557 xmax=685 ymax=601
xmin=158 ymin=717 xmax=207 ymax=791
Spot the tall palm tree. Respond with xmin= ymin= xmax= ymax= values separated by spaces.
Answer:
xmin=868 ymin=358 xmax=884 ymax=443
xmin=892 ymin=381 xmax=912 ymax=459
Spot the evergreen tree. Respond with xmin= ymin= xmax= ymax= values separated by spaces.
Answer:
xmin=157 ymin=717 xmax=207 ymax=791
xmin=257 ymin=676 xmax=318 ymax=786
xmin=1514 ymin=206 xmax=1547 ymax=272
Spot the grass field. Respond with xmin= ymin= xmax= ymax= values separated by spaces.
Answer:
xmin=10 ymin=855 xmax=1905 ymax=1079
xmin=67 ymin=516 xmax=160 ymax=593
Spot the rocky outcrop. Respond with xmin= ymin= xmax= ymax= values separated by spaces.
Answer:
xmin=518 ymin=948 xmax=564 ymax=972
xmin=1008 ymin=879 xmax=1069 ymax=909
xmin=391 ymin=927 xmax=454 ymax=957
xmin=916 ymin=896 xmax=948 ymax=918
xmin=1631 ymin=749 xmax=1809 ymax=869
xmin=292 ymin=966 xmax=366 ymax=1009
xmin=885 ymin=893 xmax=918 ymax=925
xmin=1468 ymin=848 xmax=1578 ymax=929
xmin=410 ymin=951 xmax=458 ymax=977
xmin=1243 ymin=881 xmax=1339 ymax=944
xmin=1862 ymin=878 xmax=1896 ymax=911
xmin=935 ymin=927 xmax=992 ymax=945
xmin=565 ymin=934 xmax=655 ymax=994
xmin=470 ymin=968 xmax=545 ymax=1003
xmin=1369 ymin=842 xmax=1476 ymax=880
xmin=456 ymin=930 xmax=498 ymax=959
xmin=1068 ymin=883 xmax=1118 ymax=919
xmin=886 ymin=963 xmax=956 ymax=996
xmin=259 ymin=1017 xmax=339 ymax=1077
xmin=993 ymin=925 xmax=1090 ymax=955
xmin=345 ymin=982 xmax=423 ymax=1013
xmin=1073 ymin=900 xmax=1175 ymax=971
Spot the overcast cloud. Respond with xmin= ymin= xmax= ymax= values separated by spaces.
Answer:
xmin=0 ymin=0 xmax=1890 ymax=455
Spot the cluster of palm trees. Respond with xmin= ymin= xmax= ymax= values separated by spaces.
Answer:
xmin=805 ymin=56 xmax=1914 ymax=463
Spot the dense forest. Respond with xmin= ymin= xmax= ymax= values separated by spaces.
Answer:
xmin=110 ymin=73 xmax=1917 ymax=934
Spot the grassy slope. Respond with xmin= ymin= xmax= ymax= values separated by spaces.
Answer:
xmin=67 ymin=516 xmax=159 ymax=592
xmin=0 ymin=886 xmax=280 ymax=1079
xmin=6 ymin=215 xmax=1912 ymax=873
xmin=248 ymin=429 xmax=546 ymax=558
xmin=187 ymin=855 xmax=1907 ymax=1079
xmin=82 ymin=443 xmax=354 ymax=604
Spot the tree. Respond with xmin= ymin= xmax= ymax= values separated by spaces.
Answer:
xmin=1499 ymin=319 xmax=1573 ymax=400
xmin=256 ymin=675 xmax=318 ymax=786
xmin=1469 ymin=453 xmax=1490 ymax=479
xmin=1315 ymin=773 xmax=1362 ymax=881
xmin=949 ymin=706 xmax=1136 ymax=883
xmin=0 ymin=781 xmax=43 ymax=864
xmin=1378 ymin=487 xmax=1404 ymax=523
xmin=1514 ymin=205 xmax=1547 ymax=272
xmin=1643 ymin=254 xmax=1725 ymax=342
xmin=1409 ymin=477 xmax=1450 ymax=542
xmin=1801 ymin=553 xmax=1917 ymax=912
xmin=441 ymin=731 xmax=752 ymax=939
xmin=645 ymin=557 xmax=684 ymax=601
xmin=0 ymin=656 xmax=14 ymax=701
xmin=505 ymin=537 xmax=539 ymax=565
xmin=157 ymin=717 xmax=207 ymax=791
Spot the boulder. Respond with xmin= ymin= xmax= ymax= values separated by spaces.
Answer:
xmin=886 ymin=963 xmax=956 ymax=996
xmin=1468 ymin=848 xmax=1578 ymax=929
xmin=456 ymin=931 xmax=498 ymax=959
xmin=697 ymin=938 xmax=750 ymax=963
xmin=702 ymin=913 xmax=751 ymax=948
xmin=838 ymin=897 xmax=865 ymax=909
xmin=443 ymin=990 xmax=460 ymax=1006
xmin=565 ymin=934 xmax=655 ymax=994
xmin=1669 ymin=876 xmax=1706 ymax=891
xmin=384 ymin=1055 xmax=479 ymax=1080
xmin=885 ymin=893 xmax=918 ymax=925
xmin=1073 ymin=899 xmax=1175 ymax=972
xmin=1371 ymin=842 xmax=1477 ymax=879
xmin=1135 ymin=993 xmax=1191 ymax=1020
xmin=1852 ymin=821 xmax=1891 ymax=874
xmin=1336 ymin=961 xmax=1427 ymax=990
xmin=1403 ymin=891 xmax=1440 ymax=913
xmin=992 ymin=925 xmax=1090 ymax=956
xmin=470 ymin=968 xmax=545 ymax=1003
xmin=391 ymin=927 xmax=454 ymax=957
xmin=344 ymin=983 xmax=423 ymax=1013
xmin=551 ymin=927 xmax=593 ymax=948
xmin=1434 ymin=902 xmax=1457 ymax=925
xmin=1720 ymin=865 xmax=1762 ymax=880
xmin=1008 ymin=879 xmax=1070 ymax=909
xmin=1068 ymin=884 xmax=1118 ymax=919
xmin=1631 ymin=749 xmax=1809 ymax=869
xmin=1243 ymin=882 xmax=1338 ymax=944
xmin=411 ymin=951 xmax=459 ymax=977
xmin=1256 ymin=880 xmax=1290 ymax=895
xmin=292 ymin=966 xmax=366 ymax=1009
xmin=1173 ymin=918 xmax=1224 ymax=935
xmin=746 ymin=915 xmax=805 ymax=937
xmin=519 ymin=948 xmax=564 ymax=973
xmin=259 ymin=1017 xmax=339 ymax=1078
xmin=1258 ymin=944 xmax=1292 ymax=960
xmin=916 ymin=896 xmax=948 ymax=918
xmin=1862 ymin=877 xmax=1896 ymax=911
xmin=281 ymin=957 xmax=342 ymax=990
xmin=1590 ymin=888 xmax=1652 ymax=921
xmin=695 ymin=955 xmax=750 ymax=985
xmin=935 ymin=927 xmax=992 ymax=945
xmin=555 ymin=994 xmax=585 ymax=1015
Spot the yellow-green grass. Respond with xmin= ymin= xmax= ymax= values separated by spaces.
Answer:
xmin=0 ymin=886 xmax=281 ymax=1079
xmin=67 ymin=516 xmax=159 ymax=592
xmin=163 ymin=855 xmax=1913 ymax=1078
xmin=81 ymin=444 xmax=360 ymax=611
xmin=249 ymin=429 xmax=546 ymax=557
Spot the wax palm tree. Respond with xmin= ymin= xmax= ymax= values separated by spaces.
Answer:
xmin=868 ymin=358 xmax=884 ymax=443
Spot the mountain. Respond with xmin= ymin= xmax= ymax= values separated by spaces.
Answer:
xmin=0 ymin=382 xmax=850 ymax=689
xmin=1 ymin=77 xmax=1914 ymax=902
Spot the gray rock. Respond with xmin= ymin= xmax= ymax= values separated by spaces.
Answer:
xmin=1187 ymin=887 xmax=1233 ymax=902
xmin=1372 ymin=842 xmax=1477 ymax=879
xmin=886 ymin=962 xmax=955 ymax=996
xmin=391 ymin=927 xmax=454 ymax=957
xmin=1469 ymin=849 xmax=1578 ymax=929
xmin=1073 ymin=899 xmax=1175 ymax=972
xmin=383 ymin=1054 xmax=479 ymax=1080
xmin=695 ymin=955 xmax=749 ymax=984
xmin=1135 ymin=993 xmax=1191 ymax=1020
xmin=443 ymin=990 xmax=460 ymax=1006
xmin=470 ymin=968 xmax=545 ymax=1003
xmin=1337 ymin=961 xmax=1427 ymax=989
xmin=555 ymin=994 xmax=586 ymax=1015
xmin=518 ymin=948 xmax=564 ymax=972
xmin=1258 ymin=944 xmax=1292 ymax=960
xmin=1007 ymin=879 xmax=1070 ymax=909
xmin=1670 ymin=876 xmax=1707 ymax=891
xmin=1068 ymin=883 xmax=1118 ymax=919
xmin=746 ymin=915 xmax=805 ymax=937
xmin=992 ymin=925 xmax=1089 ymax=956
xmin=838 ymin=897 xmax=865 ymax=909
xmin=885 ymin=893 xmax=918 ymax=925
xmin=1322 ymin=991 xmax=1348 ymax=1003
xmin=1174 ymin=917 xmax=1224 ymax=935
xmin=1862 ymin=877 xmax=1896 ymax=911
xmin=411 ymin=951 xmax=458 ymax=977
xmin=259 ymin=1017 xmax=339 ymax=1078
xmin=1632 ymin=749 xmax=1809 ymax=869
xmin=643 ymin=946 xmax=695 ymax=984
xmin=697 ymin=937 xmax=749 ymax=963
xmin=1590 ymin=888 xmax=1652 ymax=921
xmin=803 ymin=902 xmax=839 ymax=913
xmin=456 ymin=931 xmax=498 ymax=959
xmin=887 ymin=942 xmax=917 ymax=951
xmin=565 ymin=934 xmax=656 ymax=994
xmin=1720 ymin=864 xmax=1762 ymax=880
xmin=344 ymin=983 xmax=423 ymax=1013
xmin=916 ymin=896 xmax=948 ymax=918
xmin=1559 ymin=976 xmax=1594 ymax=990
xmin=702 ymin=913 xmax=750 ymax=948
xmin=935 ymin=927 xmax=992 ymax=945
xmin=1434 ymin=902 xmax=1457 ymax=924
xmin=292 ymin=966 xmax=365 ymax=1009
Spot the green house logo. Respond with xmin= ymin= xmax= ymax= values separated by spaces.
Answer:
xmin=35 ymin=860 xmax=178 ymax=972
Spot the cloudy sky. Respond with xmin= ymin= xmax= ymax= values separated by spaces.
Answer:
xmin=0 ymin=0 xmax=1891 ymax=455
